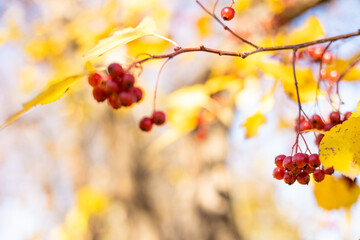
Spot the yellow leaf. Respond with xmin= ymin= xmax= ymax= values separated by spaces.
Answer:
xmin=266 ymin=0 xmax=285 ymax=14
xmin=1 ymin=74 xmax=84 ymax=130
xmin=319 ymin=116 xmax=360 ymax=179
xmin=77 ymin=186 xmax=108 ymax=215
xmin=205 ymin=75 xmax=243 ymax=94
xmin=243 ymin=112 xmax=266 ymax=138
xmin=197 ymin=16 xmax=212 ymax=37
xmin=84 ymin=17 xmax=156 ymax=58
xmin=313 ymin=175 xmax=360 ymax=210
xmin=327 ymin=57 xmax=360 ymax=81
xmin=259 ymin=61 xmax=317 ymax=102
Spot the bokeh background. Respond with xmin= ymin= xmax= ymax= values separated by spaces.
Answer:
xmin=0 ymin=0 xmax=360 ymax=239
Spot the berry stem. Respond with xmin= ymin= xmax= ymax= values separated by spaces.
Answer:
xmin=153 ymin=58 xmax=170 ymax=113
xmin=292 ymin=49 xmax=302 ymax=153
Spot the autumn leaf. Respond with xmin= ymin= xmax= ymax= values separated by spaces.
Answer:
xmin=1 ymin=74 xmax=84 ymax=130
xmin=84 ymin=17 xmax=156 ymax=58
xmin=313 ymin=175 xmax=360 ymax=210
xmin=319 ymin=112 xmax=360 ymax=179
xmin=243 ymin=112 xmax=266 ymax=138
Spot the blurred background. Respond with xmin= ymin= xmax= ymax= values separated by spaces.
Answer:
xmin=0 ymin=0 xmax=360 ymax=239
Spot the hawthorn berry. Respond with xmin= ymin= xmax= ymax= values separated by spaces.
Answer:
xmin=329 ymin=111 xmax=341 ymax=124
xmin=308 ymin=154 xmax=321 ymax=168
xmin=104 ymin=79 xmax=120 ymax=95
xmin=343 ymin=112 xmax=352 ymax=121
xmin=324 ymin=166 xmax=334 ymax=175
xmin=152 ymin=111 xmax=166 ymax=125
xmin=323 ymin=122 xmax=336 ymax=131
xmin=310 ymin=114 xmax=324 ymax=130
xmin=119 ymin=91 xmax=135 ymax=107
xmin=312 ymin=47 xmax=324 ymax=60
xmin=297 ymin=172 xmax=310 ymax=185
xmin=92 ymin=88 xmax=108 ymax=102
xmin=303 ymin=165 xmax=315 ymax=174
xmin=293 ymin=153 xmax=308 ymax=169
xmin=221 ymin=7 xmax=235 ymax=21
xmin=306 ymin=46 xmax=316 ymax=56
xmin=283 ymin=172 xmax=296 ymax=185
xmin=329 ymin=70 xmax=339 ymax=83
xmin=320 ymin=69 xmax=328 ymax=80
xmin=131 ymin=87 xmax=144 ymax=102
xmin=108 ymin=95 xmax=122 ymax=109
xmin=275 ymin=154 xmax=286 ymax=168
xmin=88 ymin=73 xmax=102 ymax=87
xmin=108 ymin=63 xmax=124 ymax=80
xmin=322 ymin=52 xmax=333 ymax=63
xmin=290 ymin=167 xmax=302 ymax=176
xmin=139 ymin=117 xmax=153 ymax=132
xmin=273 ymin=167 xmax=285 ymax=180
xmin=122 ymin=73 xmax=135 ymax=89
xmin=283 ymin=156 xmax=296 ymax=171
xmin=315 ymin=134 xmax=324 ymax=146
xmin=300 ymin=121 xmax=312 ymax=132
xmin=313 ymin=169 xmax=325 ymax=182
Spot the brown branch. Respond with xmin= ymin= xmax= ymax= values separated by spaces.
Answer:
xmin=133 ymin=30 xmax=360 ymax=66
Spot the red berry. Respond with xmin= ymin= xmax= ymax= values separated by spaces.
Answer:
xmin=293 ymin=153 xmax=308 ymax=169
xmin=122 ymin=73 xmax=135 ymax=89
xmin=139 ymin=117 xmax=153 ymax=132
xmin=329 ymin=111 xmax=341 ymax=124
xmin=315 ymin=134 xmax=324 ymax=146
xmin=283 ymin=156 xmax=295 ymax=171
xmin=306 ymin=46 xmax=316 ymax=56
xmin=312 ymin=47 xmax=324 ymax=60
xmin=300 ymin=121 xmax=312 ymax=131
xmin=310 ymin=114 xmax=324 ymax=130
xmin=297 ymin=172 xmax=310 ymax=185
xmin=343 ymin=112 xmax=352 ymax=121
xmin=221 ymin=7 xmax=235 ymax=21
xmin=324 ymin=166 xmax=334 ymax=175
xmin=105 ymin=80 xmax=120 ymax=95
xmin=275 ymin=154 xmax=286 ymax=168
xmin=313 ymin=169 xmax=325 ymax=182
xmin=119 ymin=91 xmax=135 ymax=107
xmin=88 ymin=73 xmax=102 ymax=87
xmin=320 ymin=69 xmax=328 ymax=80
xmin=152 ymin=111 xmax=166 ymax=125
xmin=308 ymin=154 xmax=321 ymax=168
xmin=283 ymin=172 xmax=296 ymax=185
xmin=92 ymin=88 xmax=108 ymax=102
xmin=108 ymin=63 xmax=124 ymax=80
xmin=273 ymin=167 xmax=285 ymax=180
xmin=130 ymin=87 xmax=143 ymax=102
xmin=322 ymin=52 xmax=333 ymax=63
xmin=329 ymin=70 xmax=339 ymax=83
xmin=108 ymin=94 xmax=122 ymax=109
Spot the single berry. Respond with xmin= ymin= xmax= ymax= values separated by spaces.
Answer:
xmin=119 ymin=91 xmax=135 ymax=107
xmin=273 ymin=167 xmax=285 ymax=180
xmin=324 ymin=166 xmax=334 ymax=175
xmin=152 ymin=111 xmax=166 ymax=125
xmin=306 ymin=46 xmax=316 ymax=56
xmin=88 ymin=73 xmax=102 ymax=87
xmin=131 ymin=87 xmax=144 ymax=102
xmin=139 ymin=117 xmax=153 ymax=132
xmin=300 ymin=121 xmax=312 ymax=131
xmin=313 ymin=169 xmax=325 ymax=182
xmin=92 ymin=88 xmax=108 ymax=102
xmin=283 ymin=156 xmax=296 ymax=171
xmin=122 ymin=73 xmax=135 ymax=89
xmin=322 ymin=52 xmax=333 ymax=63
xmin=329 ymin=70 xmax=339 ymax=83
xmin=320 ymin=69 xmax=328 ymax=80
xmin=310 ymin=114 xmax=324 ymax=130
xmin=105 ymin=80 xmax=120 ymax=95
xmin=283 ymin=172 xmax=296 ymax=185
xmin=108 ymin=63 xmax=124 ymax=80
xmin=343 ymin=112 xmax=352 ymax=121
xmin=329 ymin=111 xmax=341 ymax=124
xmin=221 ymin=7 xmax=235 ymax=21
xmin=315 ymin=134 xmax=324 ymax=146
xmin=275 ymin=154 xmax=286 ymax=168
xmin=293 ymin=153 xmax=308 ymax=169
xmin=108 ymin=95 xmax=122 ymax=109
xmin=312 ymin=47 xmax=324 ymax=60
xmin=308 ymin=154 xmax=321 ymax=168
xmin=297 ymin=172 xmax=310 ymax=185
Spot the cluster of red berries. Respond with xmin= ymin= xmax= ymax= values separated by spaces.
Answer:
xmin=273 ymin=153 xmax=334 ymax=185
xmin=306 ymin=46 xmax=333 ymax=64
xmin=221 ymin=7 xmax=235 ymax=21
xmin=295 ymin=111 xmax=352 ymax=145
xmin=88 ymin=63 xmax=143 ymax=109
xmin=139 ymin=111 xmax=166 ymax=132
